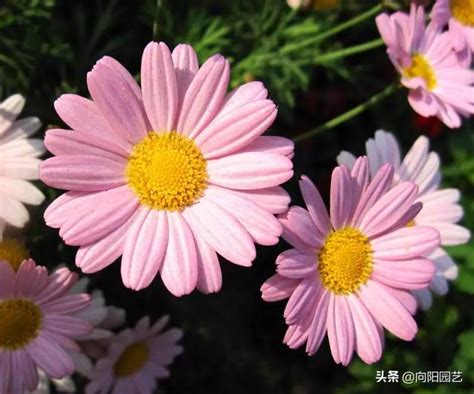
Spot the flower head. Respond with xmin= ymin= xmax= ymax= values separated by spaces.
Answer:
xmin=86 ymin=316 xmax=183 ymax=394
xmin=40 ymin=42 xmax=293 ymax=297
xmin=261 ymin=157 xmax=440 ymax=365
xmin=0 ymin=260 xmax=91 ymax=393
xmin=376 ymin=4 xmax=474 ymax=128
xmin=0 ymin=94 xmax=44 ymax=233
xmin=338 ymin=130 xmax=471 ymax=309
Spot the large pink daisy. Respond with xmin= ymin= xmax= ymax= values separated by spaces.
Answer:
xmin=338 ymin=130 xmax=471 ymax=309
xmin=261 ymin=157 xmax=440 ymax=365
xmin=0 ymin=260 xmax=92 ymax=393
xmin=40 ymin=42 xmax=293 ymax=296
xmin=86 ymin=316 xmax=183 ymax=394
xmin=376 ymin=4 xmax=474 ymax=128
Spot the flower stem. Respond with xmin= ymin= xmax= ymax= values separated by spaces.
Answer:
xmin=313 ymin=38 xmax=384 ymax=64
xmin=293 ymin=83 xmax=400 ymax=143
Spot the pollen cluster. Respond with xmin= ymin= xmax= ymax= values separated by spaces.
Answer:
xmin=114 ymin=342 xmax=150 ymax=377
xmin=0 ymin=239 xmax=29 ymax=272
xmin=126 ymin=132 xmax=208 ymax=211
xmin=402 ymin=53 xmax=437 ymax=91
xmin=451 ymin=0 xmax=474 ymax=26
xmin=318 ymin=227 xmax=373 ymax=295
xmin=0 ymin=299 xmax=43 ymax=350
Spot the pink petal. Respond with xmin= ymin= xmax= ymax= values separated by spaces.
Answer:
xmin=260 ymin=274 xmax=300 ymax=302
xmin=279 ymin=206 xmax=322 ymax=251
xmin=372 ymin=257 xmax=435 ymax=289
xmin=233 ymin=186 xmax=290 ymax=214
xmin=337 ymin=151 xmax=357 ymax=168
xmin=43 ymin=315 xmax=92 ymax=337
xmin=121 ymin=208 xmax=168 ymax=290
xmin=330 ymin=165 xmax=354 ymax=229
xmin=0 ymin=261 xmax=15 ymax=298
xmin=35 ymin=268 xmax=77 ymax=304
xmin=205 ymin=185 xmax=282 ymax=246
xmin=45 ymin=128 xmax=130 ymax=159
xmin=347 ymin=295 xmax=382 ymax=364
xmin=172 ymin=44 xmax=199 ymax=106
xmin=387 ymin=287 xmax=417 ymax=315
xmin=207 ymin=151 xmax=293 ymax=190
xmin=299 ymin=175 xmax=331 ymax=236
xmin=430 ymin=223 xmax=471 ymax=245
xmin=327 ymin=295 xmax=355 ymax=365
xmin=276 ymin=250 xmax=316 ymax=279
xmin=40 ymin=294 xmax=91 ymax=314
xmin=240 ymin=136 xmax=294 ymax=158
xmin=196 ymin=100 xmax=277 ymax=159
xmin=195 ymin=234 xmax=222 ymax=294
xmin=141 ymin=42 xmax=178 ymax=132
xmin=284 ymin=277 xmax=321 ymax=325
xmin=219 ymin=81 xmax=268 ymax=117
xmin=87 ymin=56 xmax=148 ymax=144
xmin=40 ymin=155 xmax=125 ymax=192
xmin=358 ymin=280 xmax=417 ymax=340
xmin=27 ymin=335 xmax=75 ymax=378
xmin=11 ymin=351 xmax=38 ymax=391
xmin=398 ymin=135 xmax=429 ymax=181
xmin=159 ymin=212 xmax=198 ymax=296
xmin=372 ymin=226 xmax=440 ymax=260
xmin=359 ymin=181 xmax=418 ymax=238
xmin=305 ymin=289 xmax=330 ymax=356
xmin=183 ymin=198 xmax=255 ymax=266
xmin=177 ymin=55 xmax=230 ymax=138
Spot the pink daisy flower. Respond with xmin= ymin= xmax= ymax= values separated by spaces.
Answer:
xmin=40 ymin=41 xmax=293 ymax=297
xmin=86 ymin=316 xmax=183 ymax=394
xmin=376 ymin=4 xmax=474 ymax=128
xmin=261 ymin=157 xmax=440 ymax=365
xmin=338 ymin=130 xmax=471 ymax=310
xmin=0 ymin=94 xmax=44 ymax=235
xmin=432 ymin=0 xmax=474 ymax=53
xmin=0 ymin=260 xmax=92 ymax=393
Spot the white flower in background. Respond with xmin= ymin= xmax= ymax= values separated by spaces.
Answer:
xmin=30 ymin=277 xmax=126 ymax=393
xmin=0 ymin=94 xmax=44 ymax=235
xmin=338 ymin=130 xmax=470 ymax=310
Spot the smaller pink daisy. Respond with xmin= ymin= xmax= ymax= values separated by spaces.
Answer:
xmin=261 ymin=157 xmax=440 ymax=365
xmin=376 ymin=4 xmax=474 ymax=128
xmin=0 ymin=260 xmax=92 ymax=393
xmin=432 ymin=0 xmax=474 ymax=53
xmin=86 ymin=316 xmax=183 ymax=394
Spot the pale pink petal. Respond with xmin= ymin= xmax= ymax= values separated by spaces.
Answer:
xmin=205 ymin=185 xmax=282 ymax=246
xmin=299 ymin=175 xmax=332 ymax=236
xmin=177 ymin=55 xmax=230 ymax=138
xmin=260 ymin=274 xmax=300 ymax=302
xmin=279 ymin=206 xmax=323 ymax=250
xmin=347 ymin=295 xmax=382 ymax=364
xmin=386 ymin=287 xmax=417 ymax=315
xmin=40 ymin=155 xmax=125 ymax=192
xmin=0 ymin=193 xmax=29 ymax=227
xmin=27 ymin=335 xmax=75 ymax=378
xmin=372 ymin=257 xmax=435 ymax=289
xmin=43 ymin=314 xmax=92 ymax=337
xmin=219 ymin=81 xmax=268 ymax=117
xmin=276 ymin=250 xmax=316 ymax=279
xmin=233 ymin=186 xmax=290 ymax=214
xmin=40 ymin=293 xmax=91 ymax=314
xmin=327 ymin=295 xmax=355 ymax=365
xmin=330 ymin=165 xmax=354 ymax=229
xmin=373 ymin=130 xmax=401 ymax=168
xmin=183 ymin=198 xmax=255 ymax=266
xmin=87 ymin=56 xmax=148 ymax=144
xmin=398 ymin=135 xmax=429 ymax=182
xmin=305 ymin=289 xmax=330 ymax=356
xmin=196 ymin=100 xmax=277 ymax=159
xmin=207 ymin=151 xmax=293 ymax=190
xmin=430 ymin=223 xmax=470 ymax=245
xmin=141 ymin=42 xmax=178 ymax=132
xmin=372 ymin=226 xmax=440 ymax=260
xmin=240 ymin=136 xmax=294 ymax=158
xmin=121 ymin=207 xmax=168 ymax=290
xmin=195 ymin=234 xmax=222 ymax=294
xmin=172 ymin=44 xmax=199 ymax=105
xmin=12 ymin=350 xmax=38 ymax=391
xmin=284 ymin=277 xmax=322 ymax=325
xmin=0 ymin=94 xmax=24 ymax=134
xmin=336 ymin=151 xmax=356 ymax=169
xmin=358 ymin=280 xmax=417 ymax=340
xmin=359 ymin=181 xmax=418 ymax=238
xmin=412 ymin=288 xmax=432 ymax=310
xmin=159 ymin=212 xmax=198 ymax=296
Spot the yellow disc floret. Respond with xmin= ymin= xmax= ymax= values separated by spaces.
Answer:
xmin=0 ymin=239 xmax=29 ymax=272
xmin=451 ymin=0 xmax=474 ymax=26
xmin=318 ymin=227 xmax=373 ymax=295
xmin=0 ymin=299 xmax=42 ymax=350
xmin=402 ymin=53 xmax=437 ymax=91
xmin=126 ymin=132 xmax=208 ymax=211
xmin=114 ymin=342 xmax=150 ymax=377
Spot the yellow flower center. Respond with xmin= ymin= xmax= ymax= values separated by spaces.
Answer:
xmin=114 ymin=342 xmax=150 ymax=377
xmin=406 ymin=220 xmax=415 ymax=227
xmin=126 ymin=132 xmax=208 ymax=211
xmin=402 ymin=54 xmax=437 ymax=91
xmin=451 ymin=0 xmax=474 ymax=26
xmin=0 ymin=239 xmax=29 ymax=272
xmin=318 ymin=227 xmax=373 ymax=295
xmin=0 ymin=299 xmax=43 ymax=350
